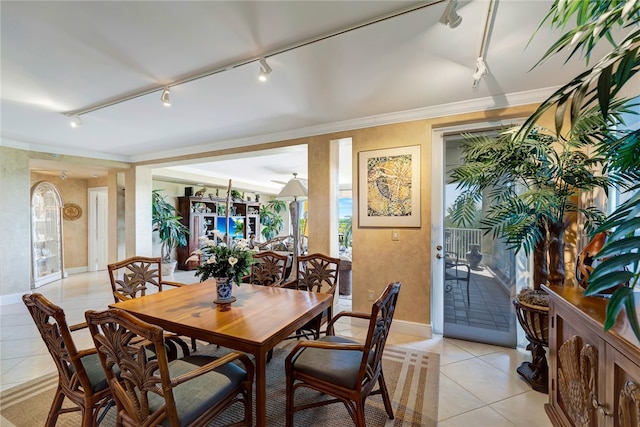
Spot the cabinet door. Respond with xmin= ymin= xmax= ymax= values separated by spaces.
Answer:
xmin=551 ymin=307 xmax=607 ymax=427
xmin=605 ymin=345 xmax=640 ymax=427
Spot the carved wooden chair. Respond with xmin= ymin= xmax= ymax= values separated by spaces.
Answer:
xmin=23 ymin=293 xmax=114 ymax=427
xmin=285 ymin=253 xmax=341 ymax=339
xmin=242 ymin=250 xmax=289 ymax=286
xmin=285 ymin=282 xmax=401 ymax=427
xmin=85 ymin=308 xmax=254 ymax=427
xmin=108 ymin=256 xmax=195 ymax=355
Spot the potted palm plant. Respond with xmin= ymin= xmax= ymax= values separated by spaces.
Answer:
xmin=259 ymin=199 xmax=287 ymax=241
xmin=523 ymin=1 xmax=640 ymax=342
xmin=152 ymin=189 xmax=190 ymax=275
xmin=450 ymin=118 xmax=613 ymax=392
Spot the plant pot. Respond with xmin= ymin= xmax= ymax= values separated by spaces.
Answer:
xmin=161 ymin=261 xmax=177 ymax=276
xmin=513 ymin=296 xmax=549 ymax=394
xmin=465 ymin=244 xmax=483 ymax=270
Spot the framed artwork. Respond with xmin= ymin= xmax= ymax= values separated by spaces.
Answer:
xmin=358 ymin=145 xmax=421 ymax=227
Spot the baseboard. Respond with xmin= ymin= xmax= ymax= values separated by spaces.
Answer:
xmin=350 ymin=317 xmax=432 ymax=338
xmin=0 ymin=292 xmax=27 ymax=306
xmin=65 ymin=266 xmax=88 ymax=275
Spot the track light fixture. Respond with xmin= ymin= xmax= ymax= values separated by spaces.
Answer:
xmin=258 ymin=57 xmax=272 ymax=82
xmin=472 ymin=57 xmax=488 ymax=87
xmin=161 ymin=87 xmax=171 ymax=106
xmin=69 ymin=114 xmax=82 ymax=128
xmin=439 ymin=0 xmax=462 ymax=29
xmin=61 ymin=2 xmax=451 ymax=121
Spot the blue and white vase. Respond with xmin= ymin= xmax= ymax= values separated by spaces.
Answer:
xmin=215 ymin=277 xmax=234 ymax=303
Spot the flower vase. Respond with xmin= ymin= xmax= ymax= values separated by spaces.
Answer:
xmin=214 ymin=277 xmax=236 ymax=304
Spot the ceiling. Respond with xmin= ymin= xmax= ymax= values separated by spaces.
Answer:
xmin=1 ymin=1 xmax=618 ymax=194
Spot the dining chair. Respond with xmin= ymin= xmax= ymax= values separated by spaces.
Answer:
xmin=285 ymin=282 xmax=401 ymax=427
xmin=243 ymin=250 xmax=289 ymax=286
xmin=22 ymin=293 xmax=114 ymax=427
xmin=285 ymin=253 xmax=341 ymax=339
xmin=108 ymin=256 xmax=195 ymax=355
xmin=85 ymin=308 xmax=254 ymax=427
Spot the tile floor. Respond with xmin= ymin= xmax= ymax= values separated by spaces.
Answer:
xmin=0 ymin=271 xmax=551 ymax=426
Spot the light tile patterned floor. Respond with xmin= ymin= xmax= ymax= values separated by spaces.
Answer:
xmin=0 ymin=271 xmax=551 ymax=426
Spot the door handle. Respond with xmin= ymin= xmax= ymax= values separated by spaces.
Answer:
xmin=436 ymin=253 xmax=443 ymax=259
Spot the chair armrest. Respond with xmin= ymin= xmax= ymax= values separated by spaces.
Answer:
xmin=326 ymin=311 xmax=370 ymax=334
xmin=161 ymin=280 xmax=186 ymax=288
xmin=69 ymin=321 xmax=89 ymax=332
xmin=170 ymin=351 xmax=254 ymax=387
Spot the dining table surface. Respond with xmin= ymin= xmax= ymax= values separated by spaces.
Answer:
xmin=109 ymin=280 xmax=333 ymax=427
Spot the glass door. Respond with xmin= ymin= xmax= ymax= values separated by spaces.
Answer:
xmin=31 ymin=181 xmax=64 ymax=288
xmin=432 ymin=127 xmax=519 ymax=348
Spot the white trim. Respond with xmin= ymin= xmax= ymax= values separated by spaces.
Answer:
xmin=65 ymin=266 xmax=88 ymax=275
xmin=1 ymin=86 xmax=558 ymax=165
xmin=0 ymin=292 xmax=28 ymax=306
xmin=350 ymin=317 xmax=432 ymax=338
xmin=0 ymin=137 xmax=130 ymax=162
xmin=131 ymin=86 xmax=558 ymax=163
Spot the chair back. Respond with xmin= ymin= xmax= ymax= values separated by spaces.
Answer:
xmin=108 ymin=256 xmax=164 ymax=302
xmin=86 ymin=308 xmax=178 ymax=426
xmin=22 ymin=293 xmax=94 ymax=395
xmin=248 ymin=251 xmax=289 ymax=286
xmin=359 ymin=282 xmax=401 ymax=391
xmin=295 ymin=253 xmax=340 ymax=294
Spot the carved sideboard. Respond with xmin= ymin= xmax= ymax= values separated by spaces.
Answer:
xmin=544 ymin=285 xmax=640 ymax=427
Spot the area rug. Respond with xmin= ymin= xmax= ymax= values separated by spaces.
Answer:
xmin=0 ymin=343 xmax=438 ymax=426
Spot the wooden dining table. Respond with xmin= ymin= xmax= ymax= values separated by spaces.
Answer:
xmin=110 ymin=280 xmax=333 ymax=427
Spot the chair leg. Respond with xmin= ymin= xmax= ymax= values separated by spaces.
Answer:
xmin=378 ymin=372 xmax=395 ymax=419
xmin=81 ymin=404 xmax=94 ymax=427
xmin=353 ymin=399 xmax=367 ymax=427
xmin=45 ymin=386 xmax=65 ymax=427
xmin=285 ymin=377 xmax=295 ymax=427
xmin=191 ymin=337 xmax=197 ymax=352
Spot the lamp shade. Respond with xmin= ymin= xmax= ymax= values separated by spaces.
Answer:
xmin=277 ymin=174 xmax=308 ymax=201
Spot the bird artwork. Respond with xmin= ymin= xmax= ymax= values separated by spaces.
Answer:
xmin=194 ymin=187 xmax=207 ymax=198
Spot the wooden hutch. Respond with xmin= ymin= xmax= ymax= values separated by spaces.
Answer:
xmin=544 ymin=284 xmax=640 ymax=427
xmin=176 ymin=196 xmax=260 ymax=270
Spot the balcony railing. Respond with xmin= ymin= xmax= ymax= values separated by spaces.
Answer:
xmin=445 ymin=227 xmax=482 ymax=259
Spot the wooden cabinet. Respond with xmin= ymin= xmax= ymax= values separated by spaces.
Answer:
xmin=544 ymin=285 xmax=640 ymax=427
xmin=176 ymin=197 xmax=260 ymax=270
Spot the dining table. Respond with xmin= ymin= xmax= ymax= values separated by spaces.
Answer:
xmin=110 ymin=280 xmax=333 ymax=427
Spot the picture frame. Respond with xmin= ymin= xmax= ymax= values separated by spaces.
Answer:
xmin=358 ymin=145 xmax=421 ymax=227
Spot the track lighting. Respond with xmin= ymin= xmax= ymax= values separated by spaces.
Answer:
xmin=439 ymin=0 xmax=462 ymax=29
xmin=69 ymin=114 xmax=82 ymax=128
xmin=161 ymin=87 xmax=171 ymax=106
xmin=472 ymin=57 xmax=488 ymax=87
xmin=258 ymin=57 xmax=272 ymax=82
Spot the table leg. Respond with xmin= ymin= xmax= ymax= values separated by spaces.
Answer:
xmin=254 ymin=349 xmax=267 ymax=427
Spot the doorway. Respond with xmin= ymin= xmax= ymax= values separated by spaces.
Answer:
xmin=87 ymin=187 xmax=108 ymax=271
xmin=431 ymin=124 xmax=521 ymax=347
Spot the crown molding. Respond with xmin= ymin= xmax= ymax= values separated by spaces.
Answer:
xmin=0 ymin=137 xmax=130 ymax=163
xmin=4 ymin=85 xmax=559 ymax=165
xmin=130 ymin=85 xmax=559 ymax=163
